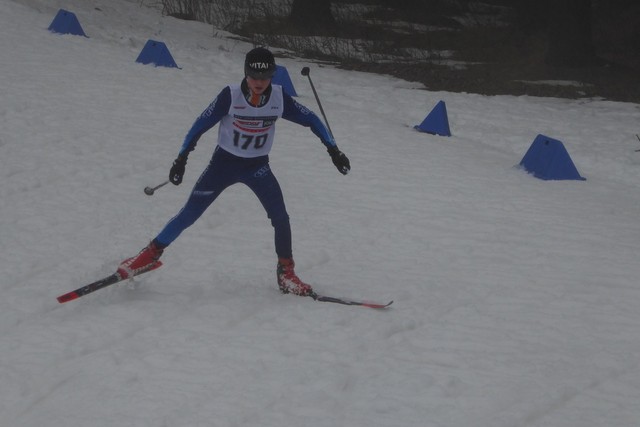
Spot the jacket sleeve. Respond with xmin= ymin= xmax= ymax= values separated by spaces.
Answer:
xmin=281 ymin=92 xmax=336 ymax=148
xmin=178 ymin=86 xmax=232 ymax=156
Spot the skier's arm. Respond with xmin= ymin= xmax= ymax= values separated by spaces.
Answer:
xmin=179 ymin=86 xmax=232 ymax=156
xmin=282 ymin=93 xmax=350 ymax=175
xmin=169 ymin=87 xmax=232 ymax=185
xmin=282 ymin=93 xmax=336 ymax=148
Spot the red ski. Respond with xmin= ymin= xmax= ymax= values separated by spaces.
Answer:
xmin=57 ymin=262 xmax=162 ymax=303
xmin=58 ymin=262 xmax=391 ymax=309
xmin=310 ymin=292 xmax=393 ymax=309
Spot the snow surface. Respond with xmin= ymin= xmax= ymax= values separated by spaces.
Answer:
xmin=2 ymin=0 xmax=640 ymax=426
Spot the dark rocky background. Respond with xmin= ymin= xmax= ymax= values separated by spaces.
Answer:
xmin=163 ymin=0 xmax=640 ymax=103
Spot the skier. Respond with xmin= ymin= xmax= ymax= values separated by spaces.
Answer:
xmin=117 ymin=47 xmax=350 ymax=296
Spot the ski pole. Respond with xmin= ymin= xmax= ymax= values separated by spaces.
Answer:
xmin=301 ymin=66 xmax=333 ymax=138
xmin=144 ymin=180 xmax=169 ymax=196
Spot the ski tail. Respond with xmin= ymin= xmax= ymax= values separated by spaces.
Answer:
xmin=57 ymin=273 xmax=122 ymax=303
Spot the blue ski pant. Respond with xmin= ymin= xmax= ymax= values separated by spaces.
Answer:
xmin=155 ymin=147 xmax=292 ymax=259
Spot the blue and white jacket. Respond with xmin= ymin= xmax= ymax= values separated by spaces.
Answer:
xmin=178 ymin=80 xmax=335 ymax=158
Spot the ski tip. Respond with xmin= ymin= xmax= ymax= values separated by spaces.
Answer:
xmin=57 ymin=292 xmax=79 ymax=304
xmin=362 ymin=300 xmax=393 ymax=309
xmin=312 ymin=293 xmax=393 ymax=309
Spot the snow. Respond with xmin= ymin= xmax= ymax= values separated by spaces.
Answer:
xmin=2 ymin=0 xmax=640 ymax=426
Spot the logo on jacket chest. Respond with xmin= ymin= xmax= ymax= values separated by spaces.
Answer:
xmin=234 ymin=115 xmax=278 ymax=132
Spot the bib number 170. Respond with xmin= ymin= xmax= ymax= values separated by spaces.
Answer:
xmin=233 ymin=130 xmax=268 ymax=150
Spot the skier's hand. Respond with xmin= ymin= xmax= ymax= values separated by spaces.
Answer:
xmin=327 ymin=146 xmax=350 ymax=175
xmin=169 ymin=155 xmax=187 ymax=185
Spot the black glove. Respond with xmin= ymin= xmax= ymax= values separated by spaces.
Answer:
xmin=327 ymin=146 xmax=350 ymax=175
xmin=169 ymin=155 xmax=187 ymax=185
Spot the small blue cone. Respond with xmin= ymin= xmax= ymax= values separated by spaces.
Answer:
xmin=519 ymin=134 xmax=586 ymax=181
xmin=48 ymin=9 xmax=87 ymax=37
xmin=414 ymin=100 xmax=451 ymax=136
xmin=272 ymin=65 xmax=297 ymax=96
xmin=135 ymin=40 xmax=180 ymax=69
